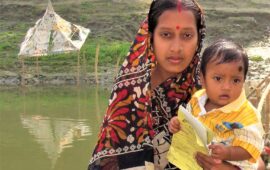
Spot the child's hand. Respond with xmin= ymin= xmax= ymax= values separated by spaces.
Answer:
xmin=168 ymin=116 xmax=181 ymax=134
xmin=208 ymin=143 xmax=230 ymax=160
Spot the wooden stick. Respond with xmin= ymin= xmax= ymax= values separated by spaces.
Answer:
xmin=247 ymin=73 xmax=270 ymax=98
xmin=255 ymin=87 xmax=261 ymax=107
xmin=20 ymin=57 xmax=25 ymax=86
xmin=95 ymin=84 xmax=101 ymax=121
xmin=36 ymin=56 xmax=39 ymax=76
xmin=77 ymin=51 xmax=81 ymax=86
xmin=83 ymin=51 xmax=88 ymax=84
xmin=115 ymin=56 xmax=121 ymax=78
xmin=266 ymin=77 xmax=270 ymax=134
xmin=95 ymin=44 xmax=100 ymax=84
xmin=265 ymin=88 xmax=270 ymax=134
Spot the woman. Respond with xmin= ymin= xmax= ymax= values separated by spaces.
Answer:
xmin=88 ymin=0 xmax=264 ymax=169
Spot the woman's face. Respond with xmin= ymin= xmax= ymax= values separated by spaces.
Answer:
xmin=153 ymin=9 xmax=198 ymax=79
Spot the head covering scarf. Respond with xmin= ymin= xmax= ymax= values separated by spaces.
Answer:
xmin=89 ymin=3 xmax=206 ymax=169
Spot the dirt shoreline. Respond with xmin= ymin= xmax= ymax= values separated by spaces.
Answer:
xmin=0 ymin=58 xmax=269 ymax=87
xmin=1 ymin=44 xmax=269 ymax=87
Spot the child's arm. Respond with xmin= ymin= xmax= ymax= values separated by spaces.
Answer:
xmin=168 ymin=116 xmax=181 ymax=134
xmin=208 ymin=144 xmax=251 ymax=161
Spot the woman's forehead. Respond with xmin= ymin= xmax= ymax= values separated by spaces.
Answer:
xmin=156 ymin=9 xmax=197 ymax=30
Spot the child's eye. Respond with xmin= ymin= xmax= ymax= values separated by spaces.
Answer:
xmin=233 ymin=79 xmax=241 ymax=84
xmin=213 ymin=76 xmax=221 ymax=81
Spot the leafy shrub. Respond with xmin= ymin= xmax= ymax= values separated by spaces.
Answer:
xmin=250 ymin=55 xmax=264 ymax=62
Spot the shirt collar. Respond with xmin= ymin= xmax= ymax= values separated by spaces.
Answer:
xmin=198 ymin=88 xmax=246 ymax=115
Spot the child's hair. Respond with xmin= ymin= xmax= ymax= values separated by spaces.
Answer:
xmin=148 ymin=0 xmax=205 ymax=44
xmin=200 ymin=39 xmax=249 ymax=79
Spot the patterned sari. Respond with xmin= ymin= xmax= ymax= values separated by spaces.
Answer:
xmin=88 ymin=16 xmax=206 ymax=170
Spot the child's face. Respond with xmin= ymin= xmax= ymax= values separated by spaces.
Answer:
xmin=153 ymin=9 xmax=198 ymax=78
xmin=202 ymin=59 xmax=245 ymax=108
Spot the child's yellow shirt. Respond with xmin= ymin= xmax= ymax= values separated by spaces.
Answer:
xmin=187 ymin=89 xmax=264 ymax=169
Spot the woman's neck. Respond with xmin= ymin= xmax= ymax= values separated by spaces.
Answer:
xmin=151 ymin=65 xmax=176 ymax=90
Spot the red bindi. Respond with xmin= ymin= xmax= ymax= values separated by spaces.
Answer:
xmin=176 ymin=25 xmax=180 ymax=30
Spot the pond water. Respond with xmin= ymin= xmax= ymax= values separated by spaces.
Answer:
xmin=1 ymin=85 xmax=269 ymax=169
xmin=0 ymin=86 xmax=110 ymax=170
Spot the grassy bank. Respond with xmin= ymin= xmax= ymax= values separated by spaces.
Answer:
xmin=0 ymin=38 xmax=131 ymax=74
xmin=0 ymin=0 xmax=269 ymax=74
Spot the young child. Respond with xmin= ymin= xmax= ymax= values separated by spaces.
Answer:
xmin=169 ymin=39 xmax=265 ymax=169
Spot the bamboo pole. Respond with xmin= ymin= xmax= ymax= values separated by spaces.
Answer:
xmin=21 ymin=85 xmax=27 ymax=115
xmin=257 ymin=82 xmax=270 ymax=137
xmin=83 ymin=51 xmax=87 ymax=84
xmin=77 ymin=86 xmax=81 ymax=119
xmin=114 ymin=56 xmax=121 ymax=78
xmin=77 ymin=51 xmax=81 ymax=86
xmin=265 ymin=92 xmax=270 ymax=134
xmin=20 ymin=57 xmax=25 ymax=86
xmin=95 ymin=84 xmax=101 ymax=122
xmin=258 ymin=84 xmax=270 ymax=114
xmin=95 ymin=44 xmax=100 ymax=84
xmin=266 ymin=77 xmax=270 ymax=134
xmin=36 ymin=56 xmax=39 ymax=76
xmin=255 ymin=87 xmax=261 ymax=107
xmin=247 ymin=73 xmax=270 ymax=98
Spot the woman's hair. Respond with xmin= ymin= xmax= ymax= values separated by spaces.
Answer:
xmin=148 ymin=0 xmax=205 ymax=44
xmin=200 ymin=39 xmax=249 ymax=79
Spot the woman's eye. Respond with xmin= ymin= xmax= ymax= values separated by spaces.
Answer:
xmin=182 ymin=33 xmax=193 ymax=39
xmin=160 ymin=32 xmax=171 ymax=38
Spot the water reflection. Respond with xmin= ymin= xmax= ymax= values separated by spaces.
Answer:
xmin=0 ymin=86 xmax=109 ymax=170
xmin=20 ymin=115 xmax=91 ymax=168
